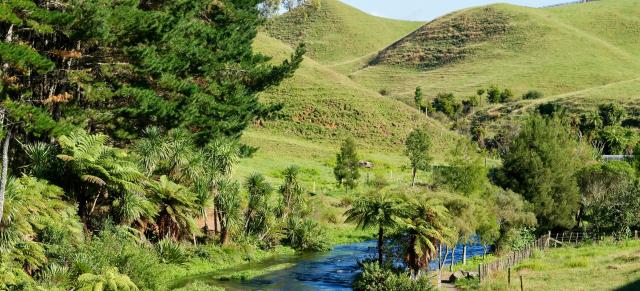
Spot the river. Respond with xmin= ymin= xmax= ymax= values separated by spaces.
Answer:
xmin=174 ymin=240 xmax=489 ymax=290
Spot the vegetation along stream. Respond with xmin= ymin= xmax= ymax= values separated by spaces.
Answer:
xmin=174 ymin=240 xmax=489 ymax=290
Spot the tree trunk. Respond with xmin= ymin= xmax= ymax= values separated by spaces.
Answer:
xmin=450 ymin=245 xmax=455 ymax=271
xmin=462 ymin=244 xmax=467 ymax=265
xmin=213 ymin=208 xmax=219 ymax=233
xmin=202 ymin=208 xmax=209 ymax=234
xmin=411 ymin=167 xmax=417 ymax=187
xmin=0 ymin=129 xmax=10 ymax=224
xmin=220 ymin=212 xmax=229 ymax=245
xmin=483 ymin=244 xmax=488 ymax=259
xmin=220 ymin=226 xmax=229 ymax=245
xmin=377 ymin=225 xmax=384 ymax=267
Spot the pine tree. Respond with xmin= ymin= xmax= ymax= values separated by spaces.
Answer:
xmin=102 ymin=0 xmax=305 ymax=144
xmin=334 ymin=138 xmax=360 ymax=189
xmin=0 ymin=1 xmax=81 ymax=223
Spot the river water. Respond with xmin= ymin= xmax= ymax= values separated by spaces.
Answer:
xmin=175 ymin=240 xmax=489 ymax=290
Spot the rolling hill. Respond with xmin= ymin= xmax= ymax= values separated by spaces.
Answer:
xmin=265 ymin=0 xmax=422 ymax=72
xmin=351 ymin=0 xmax=640 ymax=109
xmin=238 ymin=0 xmax=640 ymax=189
xmin=234 ymin=32 xmax=460 ymax=190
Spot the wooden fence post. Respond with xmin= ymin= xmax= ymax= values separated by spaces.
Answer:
xmin=520 ymin=275 xmax=524 ymax=291
xmin=478 ymin=264 xmax=481 ymax=283
xmin=635 ymin=230 xmax=638 ymax=240
xmin=546 ymin=231 xmax=551 ymax=248
xmin=508 ymin=267 xmax=511 ymax=286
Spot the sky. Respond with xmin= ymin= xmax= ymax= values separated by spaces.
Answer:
xmin=340 ymin=0 xmax=567 ymax=21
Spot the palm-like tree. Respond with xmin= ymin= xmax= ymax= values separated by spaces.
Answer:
xmin=279 ymin=166 xmax=304 ymax=220
xmin=136 ymin=128 xmax=240 ymax=237
xmin=148 ymin=175 xmax=199 ymax=240
xmin=244 ymin=173 xmax=273 ymax=236
xmin=135 ymin=127 xmax=206 ymax=184
xmin=56 ymin=131 xmax=147 ymax=224
xmin=215 ymin=179 xmax=241 ymax=245
xmin=395 ymin=200 xmax=452 ymax=279
xmin=344 ymin=193 xmax=402 ymax=267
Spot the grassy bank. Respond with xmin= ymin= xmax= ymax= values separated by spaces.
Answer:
xmin=476 ymin=240 xmax=640 ymax=290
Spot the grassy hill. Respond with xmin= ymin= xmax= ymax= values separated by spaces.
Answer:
xmin=265 ymin=0 xmax=422 ymax=72
xmin=351 ymin=0 xmax=640 ymax=110
xmin=240 ymin=0 xmax=640 ymax=191
xmin=232 ymin=32 xmax=461 ymax=191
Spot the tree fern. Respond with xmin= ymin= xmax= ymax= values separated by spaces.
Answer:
xmin=76 ymin=267 xmax=138 ymax=291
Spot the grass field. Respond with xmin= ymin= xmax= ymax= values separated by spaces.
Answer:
xmin=477 ymin=240 xmax=640 ymax=291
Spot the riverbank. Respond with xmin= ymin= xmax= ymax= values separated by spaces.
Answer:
xmin=164 ymin=224 xmax=375 ymax=290
xmin=475 ymin=239 xmax=640 ymax=290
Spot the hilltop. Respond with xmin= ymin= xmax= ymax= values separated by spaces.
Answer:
xmin=352 ymin=0 xmax=640 ymax=109
xmin=265 ymin=0 xmax=422 ymax=72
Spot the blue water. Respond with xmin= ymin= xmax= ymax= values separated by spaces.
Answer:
xmin=176 ymin=240 xmax=489 ymax=290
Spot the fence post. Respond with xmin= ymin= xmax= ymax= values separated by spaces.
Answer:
xmin=546 ymin=231 xmax=551 ymax=248
xmin=635 ymin=230 xmax=638 ymax=240
xmin=478 ymin=264 xmax=482 ymax=283
xmin=520 ymin=275 xmax=524 ymax=291
xmin=508 ymin=267 xmax=511 ymax=286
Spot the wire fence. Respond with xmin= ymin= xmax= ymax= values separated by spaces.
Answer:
xmin=477 ymin=230 xmax=640 ymax=282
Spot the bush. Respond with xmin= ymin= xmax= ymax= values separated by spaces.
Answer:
xmin=70 ymin=225 xmax=164 ymax=290
xmin=76 ymin=267 xmax=138 ymax=291
xmin=38 ymin=263 xmax=72 ymax=288
xmin=155 ymin=239 xmax=190 ymax=264
xmin=432 ymin=92 xmax=461 ymax=119
xmin=285 ymin=218 xmax=329 ymax=251
xmin=500 ymin=88 xmax=514 ymax=102
xmin=353 ymin=262 xmax=434 ymax=291
xmin=522 ymin=90 xmax=543 ymax=100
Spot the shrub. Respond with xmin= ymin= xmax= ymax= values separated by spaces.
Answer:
xmin=353 ymin=262 xmax=433 ymax=291
xmin=500 ymin=88 xmax=514 ymax=102
xmin=38 ymin=263 xmax=72 ymax=288
xmin=522 ymin=90 xmax=543 ymax=100
xmin=432 ymin=92 xmax=461 ymax=119
xmin=155 ymin=239 xmax=190 ymax=265
xmin=487 ymin=85 xmax=501 ymax=103
xmin=76 ymin=267 xmax=138 ymax=291
xmin=285 ymin=218 xmax=329 ymax=251
xmin=70 ymin=225 xmax=163 ymax=290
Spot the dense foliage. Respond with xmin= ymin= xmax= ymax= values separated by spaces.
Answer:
xmin=0 ymin=0 xmax=315 ymax=289
xmin=498 ymin=115 xmax=593 ymax=230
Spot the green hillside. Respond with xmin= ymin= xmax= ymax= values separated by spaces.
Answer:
xmin=351 ymin=0 xmax=640 ymax=110
xmin=265 ymin=0 xmax=422 ymax=70
xmin=233 ymin=32 xmax=461 ymax=189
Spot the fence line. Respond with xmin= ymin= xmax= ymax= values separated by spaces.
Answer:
xmin=476 ymin=231 xmax=603 ymax=282
xmin=477 ymin=230 xmax=640 ymax=283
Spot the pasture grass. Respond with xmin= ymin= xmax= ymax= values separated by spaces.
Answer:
xmin=479 ymin=240 xmax=640 ymax=290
